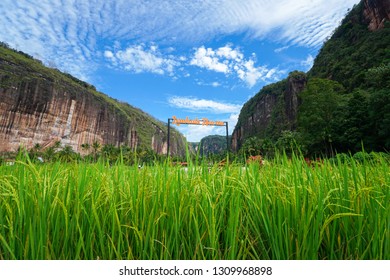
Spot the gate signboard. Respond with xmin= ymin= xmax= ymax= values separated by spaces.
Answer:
xmin=167 ymin=116 xmax=229 ymax=156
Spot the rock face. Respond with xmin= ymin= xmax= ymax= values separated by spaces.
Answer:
xmin=231 ymin=72 xmax=306 ymax=151
xmin=231 ymin=0 xmax=390 ymax=152
xmin=364 ymin=0 xmax=390 ymax=31
xmin=0 ymin=46 xmax=185 ymax=155
xmin=199 ymin=135 xmax=229 ymax=155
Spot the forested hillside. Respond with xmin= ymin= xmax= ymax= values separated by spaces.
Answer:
xmin=233 ymin=0 xmax=390 ymax=156
xmin=302 ymin=0 xmax=390 ymax=154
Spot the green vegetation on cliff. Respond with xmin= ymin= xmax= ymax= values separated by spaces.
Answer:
xmin=237 ymin=78 xmax=287 ymax=129
xmin=309 ymin=2 xmax=390 ymax=90
xmin=199 ymin=135 xmax=229 ymax=155
xmin=0 ymin=42 xmax=186 ymax=156
xmin=234 ymin=0 xmax=390 ymax=157
xmin=234 ymin=70 xmax=305 ymax=153
xmin=300 ymin=1 xmax=390 ymax=155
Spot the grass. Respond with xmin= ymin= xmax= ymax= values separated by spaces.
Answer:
xmin=0 ymin=153 xmax=388 ymax=260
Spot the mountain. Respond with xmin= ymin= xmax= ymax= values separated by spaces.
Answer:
xmin=232 ymin=71 xmax=306 ymax=151
xmin=198 ymin=135 xmax=230 ymax=156
xmin=0 ymin=43 xmax=186 ymax=155
xmin=308 ymin=0 xmax=390 ymax=90
xmin=232 ymin=0 xmax=390 ymax=155
xmin=188 ymin=135 xmax=229 ymax=156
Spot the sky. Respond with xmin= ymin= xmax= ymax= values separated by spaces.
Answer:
xmin=0 ymin=0 xmax=360 ymax=142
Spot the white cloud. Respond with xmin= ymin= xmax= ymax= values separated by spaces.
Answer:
xmin=301 ymin=54 xmax=314 ymax=71
xmin=168 ymin=96 xmax=242 ymax=114
xmin=0 ymin=0 xmax=360 ymax=80
xmin=104 ymin=50 xmax=114 ymax=58
xmin=190 ymin=46 xmax=229 ymax=73
xmin=274 ymin=46 xmax=290 ymax=53
xmin=195 ymin=80 xmax=222 ymax=87
xmin=103 ymin=42 xmax=282 ymax=86
xmin=236 ymin=60 xmax=268 ymax=87
xmin=216 ymin=45 xmax=244 ymax=61
xmin=105 ymin=44 xmax=179 ymax=75
xmin=190 ymin=45 xmax=279 ymax=87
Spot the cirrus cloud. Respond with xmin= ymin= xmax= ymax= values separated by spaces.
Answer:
xmin=0 ymin=0 xmax=360 ymax=81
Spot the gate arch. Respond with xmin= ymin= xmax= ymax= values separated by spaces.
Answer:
xmin=167 ymin=116 xmax=229 ymax=156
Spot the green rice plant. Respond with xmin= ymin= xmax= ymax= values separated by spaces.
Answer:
xmin=0 ymin=152 xmax=388 ymax=259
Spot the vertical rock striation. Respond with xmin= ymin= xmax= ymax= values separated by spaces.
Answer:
xmin=363 ymin=0 xmax=390 ymax=31
xmin=0 ymin=47 xmax=186 ymax=155
xmin=231 ymin=72 xmax=306 ymax=152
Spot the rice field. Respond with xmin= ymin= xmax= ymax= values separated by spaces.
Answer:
xmin=0 ymin=153 xmax=388 ymax=260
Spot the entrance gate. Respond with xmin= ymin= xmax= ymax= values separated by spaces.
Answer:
xmin=167 ymin=116 xmax=229 ymax=156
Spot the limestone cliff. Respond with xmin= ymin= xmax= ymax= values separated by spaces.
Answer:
xmin=363 ymin=0 xmax=390 ymax=31
xmin=0 ymin=44 xmax=186 ymax=155
xmin=199 ymin=135 xmax=229 ymax=156
xmin=232 ymin=0 xmax=389 ymax=152
xmin=231 ymin=72 xmax=306 ymax=151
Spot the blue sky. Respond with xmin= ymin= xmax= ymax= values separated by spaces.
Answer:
xmin=0 ymin=0 xmax=360 ymax=142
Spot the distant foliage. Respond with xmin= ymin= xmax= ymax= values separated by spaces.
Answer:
xmin=199 ymin=135 xmax=229 ymax=156
xmin=275 ymin=130 xmax=305 ymax=156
